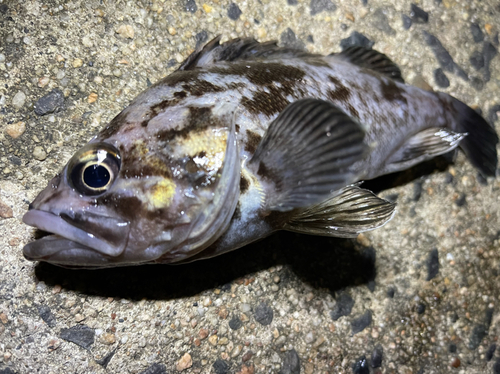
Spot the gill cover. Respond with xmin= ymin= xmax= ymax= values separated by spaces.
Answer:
xmin=155 ymin=111 xmax=241 ymax=263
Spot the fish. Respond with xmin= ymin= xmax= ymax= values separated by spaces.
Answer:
xmin=22 ymin=37 xmax=499 ymax=268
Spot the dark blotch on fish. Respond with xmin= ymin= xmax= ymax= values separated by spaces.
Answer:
xmin=380 ymin=79 xmax=407 ymax=104
xmin=244 ymin=130 xmax=262 ymax=153
xmin=240 ymin=175 xmax=250 ymax=194
xmin=156 ymin=106 xmax=214 ymax=142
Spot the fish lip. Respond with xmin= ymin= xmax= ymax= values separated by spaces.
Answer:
xmin=22 ymin=209 xmax=130 ymax=259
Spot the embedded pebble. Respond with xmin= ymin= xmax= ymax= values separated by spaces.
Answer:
xmin=116 ymin=24 xmax=135 ymax=39
xmin=183 ymin=0 xmax=197 ymax=13
xmin=33 ymin=146 xmax=47 ymax=161
xmin=434 ymin=68 xmax=450 ymax=88
xmin=12 ymin=91 xmax=26 ymax=109
xmin=0 ymin=200 xmax=14 ymax=221
xmin=402 ymin=14 xmax=412 ymax=29
xmin=352 ymin=356 xmax=369 ymax=374
xmin=371 ymin=8 xmax=395 ymax=35
xmin=254 ymin=302 xmax=273 ymax=326
xmin=410 ymin=3 xmax=428 ymax=23
xmin=310 ymin=0 xmax=336 ymax=16
xmin=486 ymin=344 xmax=497 ymax=361
xmin=351 ymin=310 xmax=372 ymax=335
xmin=212 ymin=358 xmax=229 ymax=374
xmin=176 ymin=353 xmax=192 ymax=371
xmin=5 ymin=121 xmax=25 ymax=138
xmin=72 ymin=58 xmax=83 ymax=68
xmin=470 ymin=22 xmax=484 ymax=43
xmin=280 ymin=28 xmax=305 ymax=50
xmin=34 ymin=89 xmax=64 ymax=115
xmin=340 ymin=31 xmax=374 ymax=50
xmin=371 ymin=345 xmax=383 ymax=368
xmin=427 ymin=248 xmax=440 ymax=280
xmin=330 ymin=293 xmax=354 ymax=321
xmin=228 ymin=315 xmax=242 ymax=330
xmin=470 ymin=50 xmax=484 ymax=70
xmin=59 ymin=325 xmax=95 ymax=349
xmin=230 ymin=345 xmax=242 ymax=358
xmin=38 ymin=305 xmax=56 ymax=327
xmin=227 ymin=3 xmax=242 ymax=20
xmin=280 ymin=349 xmax=300 ymax=374
xmin=100 ymin=333 xmax=116 ymax=345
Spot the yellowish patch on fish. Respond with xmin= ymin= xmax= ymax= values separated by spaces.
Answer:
xmin=179 ymin=128 xmax=228 ymax=173
xmin=147 ymin=178 xmax=177 ymax=209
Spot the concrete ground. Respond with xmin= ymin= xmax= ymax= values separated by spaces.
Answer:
xmin=1 ymin=0 xmax=499 ymax=373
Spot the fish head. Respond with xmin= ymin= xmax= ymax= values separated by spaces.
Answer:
xmin=23 ymin=103 xmax=240 ymax=268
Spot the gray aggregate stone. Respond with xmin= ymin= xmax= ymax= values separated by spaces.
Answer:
xmin=33 ymin=89 xmax=64 ymax=116
xmin=310 ymin=0 xmax=336 ymax=16
xmin=279 ymin=349 xmax=300 ymax=374
xmin=254 ymin=302 xmax=274 ymax=326
xmin=434 ymin=68 xmax=450 ymax=88
xmin=227 ymin=3 xmax=242 ymax=20
xmin=340 ymin=31 xmax=374 ymax=50
xmin=138 ymin=363 xmax=167 ymax=374
xmin=59 ymin=325 xmax=95 ymax=350
xmin=37 ymin=305 xmax=56 ymax=327
xmin=351 ymin=310 xmax=372 ymax=335
xmin=426 ymin=248 xmax=440 ymax=280
xmin=280 ymin=28 xmax=305 ymax=50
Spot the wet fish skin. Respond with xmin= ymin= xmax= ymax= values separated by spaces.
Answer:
xmin=22 ymin=37 xmax=498 ymax=268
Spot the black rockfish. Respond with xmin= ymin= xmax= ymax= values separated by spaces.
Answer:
xmin=22 ymin=37 xmax=498 ymax=268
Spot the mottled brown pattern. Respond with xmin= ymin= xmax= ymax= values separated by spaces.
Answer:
xmin=96 ymin=195 xmax=144 ymax=221
xmin=244 ymin=129 xmax=263 ymax=153
xmin=212 ymin=62 xmax=306 ymax=86
xmin=155 ymin=106 xmax=214 ymax=142
xmin=156 ymin=70 xmax=203 ymax=87
xmin=181 ymin=80 xmax=224 ymax=96
xmin=241 ymin=81 xmax=303 ymax=117
xmin=97 ymin=110 xmax=128 ymax=139
xmin=380 ymin=79 xmax=407 ymax=104
xmin=239 ymin=175 xmax=250 ymax=194
xmin=120 ymin=143 xmax=172 ymax=179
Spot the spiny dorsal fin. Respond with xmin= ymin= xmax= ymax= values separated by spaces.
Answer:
xmin=248 ymin=98 xmax=368 ymax=212
xmin=178 ymin=36 xmax=317 ymax=71
xmin=334 ymin=46 xmax=405 ymax=83
xmin=284 ymin=185 xmax=396 ymax=238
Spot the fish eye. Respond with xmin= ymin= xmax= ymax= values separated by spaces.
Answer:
xmin=67 ymin=143 xmax=121 ymax=196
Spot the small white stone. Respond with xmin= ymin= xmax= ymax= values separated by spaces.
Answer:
xmin=33 ymin=146 xmax=47 ymax=161
xmin=12 ymin=91 xmax=27 ymax=109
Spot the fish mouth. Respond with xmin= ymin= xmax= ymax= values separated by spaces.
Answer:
xmin=22 ymin=210 xmax=131 ymax=266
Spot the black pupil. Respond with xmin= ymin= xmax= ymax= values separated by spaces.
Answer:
xmin=83 ymin=164 xmax=110 ymax=188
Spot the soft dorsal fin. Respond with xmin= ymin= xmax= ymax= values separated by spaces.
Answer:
xmin=334 ymin=46 xmax=405 ymax=83
xmin=178 ymin=36 xmax=316 ymax=71
xmin=247 ymin=98 xmax=368 ymax=212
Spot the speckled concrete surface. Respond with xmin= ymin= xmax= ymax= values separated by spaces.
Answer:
xmin=1 ymin=0 xmax=500 ymax=373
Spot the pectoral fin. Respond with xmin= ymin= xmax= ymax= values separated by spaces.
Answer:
xmin=284 ymin=185 xmax=396 ymax=237
xmin=384 ymin=127 xmax=466 ymax=172
xmin=248 ymin=98 xmax=368 ymax=212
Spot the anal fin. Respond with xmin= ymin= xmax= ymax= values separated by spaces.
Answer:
xmin=284 ymin=185 xmax=396 ymax=238
xmin=385 ymin=127 xmax=466 ymax=172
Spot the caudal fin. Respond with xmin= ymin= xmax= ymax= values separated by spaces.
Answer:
xmin=446 ymin=95 xmax=499 ymax=177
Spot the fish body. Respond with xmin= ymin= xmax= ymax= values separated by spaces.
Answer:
xmin=23 ymin=37 xmax=498 ymax=268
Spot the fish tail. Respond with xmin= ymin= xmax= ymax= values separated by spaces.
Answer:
xmin=443 ymin=94 xmax=499 ymax=177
